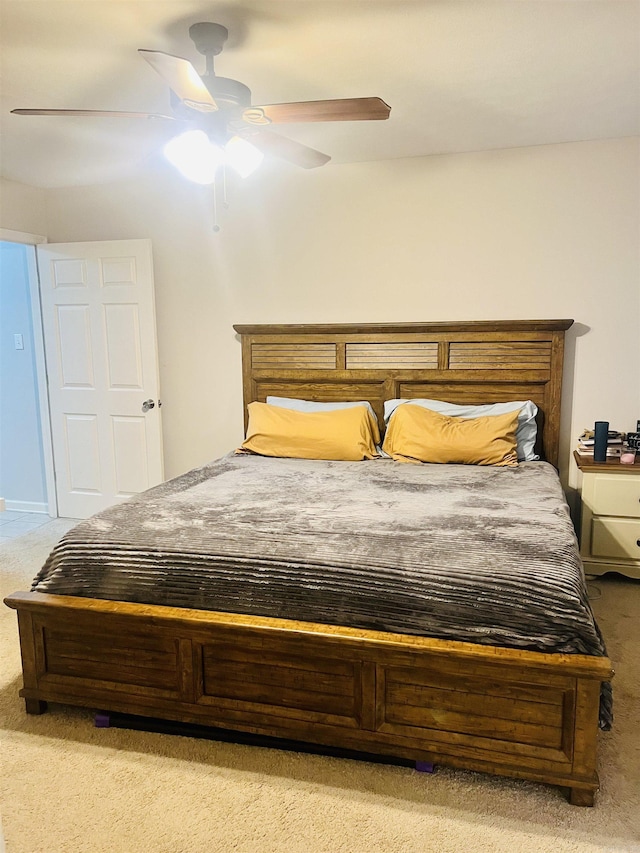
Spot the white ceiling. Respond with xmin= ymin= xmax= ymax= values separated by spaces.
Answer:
xmin=1 ymin=1 xmax=638 ymax=188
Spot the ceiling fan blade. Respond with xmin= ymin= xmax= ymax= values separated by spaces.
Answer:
xmin=138 ymin=50 xmax=218 ymax=113
xmin=11 ymin=109 xmax=177 ymax=120
xmin=244 ymin=129 xmax=331 ymax=169
xmin=243 ymin=97 xmax=391 ymax=125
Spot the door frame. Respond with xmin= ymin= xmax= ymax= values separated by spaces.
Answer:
xmin=0 ymin=228 xmax=58 ymax=517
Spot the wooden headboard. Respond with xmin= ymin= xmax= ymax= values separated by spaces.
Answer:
xmin=233 ymin=320 xmax=573 ymax=467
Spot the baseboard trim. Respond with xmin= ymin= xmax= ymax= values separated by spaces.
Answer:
xmin=4 ymin=499 xmax=49 ymax=515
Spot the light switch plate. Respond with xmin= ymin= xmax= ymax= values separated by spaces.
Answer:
xmin=14 ymin=333 xmax=24 ymax=350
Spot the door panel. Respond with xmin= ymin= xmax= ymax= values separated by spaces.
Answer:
xmin=112 ymin=416 xmax=149 ymax=495
xmin=38 ymin=239 xmax=163 ymax=518
xmin=64 ymin=415 xmax=101 ymax=493
xmin=103 ymin=304 xmax=143 ymax=388
xmin=51 ymin=257 xmax=87 ymax=288
xmin=56 ymin=305 xmax=95 ymax=387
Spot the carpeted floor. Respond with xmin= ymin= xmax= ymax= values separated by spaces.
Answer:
xmin=1 ymin=520 xmax=639 ymax=853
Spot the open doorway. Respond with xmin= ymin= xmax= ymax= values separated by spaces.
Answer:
xmin=0 ymin=236 xmax=57 ymax=539
xmin=1 ymin=235 xmax=163 ymax=529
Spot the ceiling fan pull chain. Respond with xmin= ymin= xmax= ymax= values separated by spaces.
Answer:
xmin=212 ymin=182 xmax=221 ymax=233
xmin=222 ymin=165 xmax=229 ymax=209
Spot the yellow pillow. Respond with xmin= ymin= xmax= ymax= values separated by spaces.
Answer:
xmin=240 ymin=402 xmax=380 ymax=461
xmin=382 ymin=404 xmax=519 ymax=467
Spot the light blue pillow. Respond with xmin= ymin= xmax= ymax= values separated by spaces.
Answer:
xmin=267 ymin=396 xmax=379 ymax=424
xmin=383 ymin=398 xmax=539 ymax=462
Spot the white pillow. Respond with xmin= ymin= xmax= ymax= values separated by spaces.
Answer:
xmin=383 ymin=398 xmax=539 ymax=461
xmin=267 ymin=396 xmax=379 ymax=424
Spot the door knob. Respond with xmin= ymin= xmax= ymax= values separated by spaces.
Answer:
xmin=142 ymin=399 xmax=155 ymax=412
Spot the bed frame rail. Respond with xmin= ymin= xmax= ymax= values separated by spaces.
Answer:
xmin=5 ymin=591 xmax=612 ymax=806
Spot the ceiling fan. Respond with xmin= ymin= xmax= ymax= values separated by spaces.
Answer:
xmin=12 ymin=22 xmax=391 ymax=180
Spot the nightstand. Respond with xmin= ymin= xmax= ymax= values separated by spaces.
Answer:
xmin=574 ymin=451 xmax=640 ymax=579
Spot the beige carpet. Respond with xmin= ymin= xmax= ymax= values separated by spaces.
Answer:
xmin=1 ymin=521 xmax=639 ymax=853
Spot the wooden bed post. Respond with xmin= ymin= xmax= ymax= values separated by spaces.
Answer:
xmin=15 ymin=609 xmax=47 ymax=714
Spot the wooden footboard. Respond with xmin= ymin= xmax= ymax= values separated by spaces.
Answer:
xmin=5 ymin=591 xmax=612 ymax=806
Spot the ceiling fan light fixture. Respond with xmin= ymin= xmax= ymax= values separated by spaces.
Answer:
xmin=163 ymin=129 xmax=223 ymax=184
xmin=224 ymin=135 xmax=264 ymax=178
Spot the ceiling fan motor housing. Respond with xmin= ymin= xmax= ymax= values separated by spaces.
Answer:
xmin=187 ymin=23 xmax=250 ymax=108
xmin=204 ymin=76 xmax=252 ymax=108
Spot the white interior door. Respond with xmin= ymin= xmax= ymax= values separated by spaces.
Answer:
xmin=37 ymin=239 xmax=163 ymax=518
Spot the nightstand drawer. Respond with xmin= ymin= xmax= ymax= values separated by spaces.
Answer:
xmin=591 ymin=476 xmax=640 ymax=518
xmin=592 ymin=517 xmax=640 ymax=561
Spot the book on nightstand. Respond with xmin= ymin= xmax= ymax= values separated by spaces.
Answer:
xmin=575 ymin=445 xmax=622 ymax=458
xmin=575 ymin=428 xmax=623 ymax=457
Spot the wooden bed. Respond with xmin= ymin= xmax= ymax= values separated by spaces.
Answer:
xmin=5 ymin=319 xmax=613 ymax=806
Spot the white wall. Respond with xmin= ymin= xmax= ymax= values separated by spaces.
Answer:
xmin=43 ymin=137 xmax=640 ymax=489
xmin=0 ymin=178 xmax=47 ymax=236
xmin=0 ymin=242 xmax=48 ymax=508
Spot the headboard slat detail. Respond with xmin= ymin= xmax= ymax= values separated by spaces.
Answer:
xmin=449 ymin=341 xmax=552 ymax=371
xmin=345 ymin=342 xmax=438 ymax=369
xmin=252 ymin=343 xmax=336 ymax=370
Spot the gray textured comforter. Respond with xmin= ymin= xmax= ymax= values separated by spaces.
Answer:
xmin=32 ymin=453 xmax=611 ymax=726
